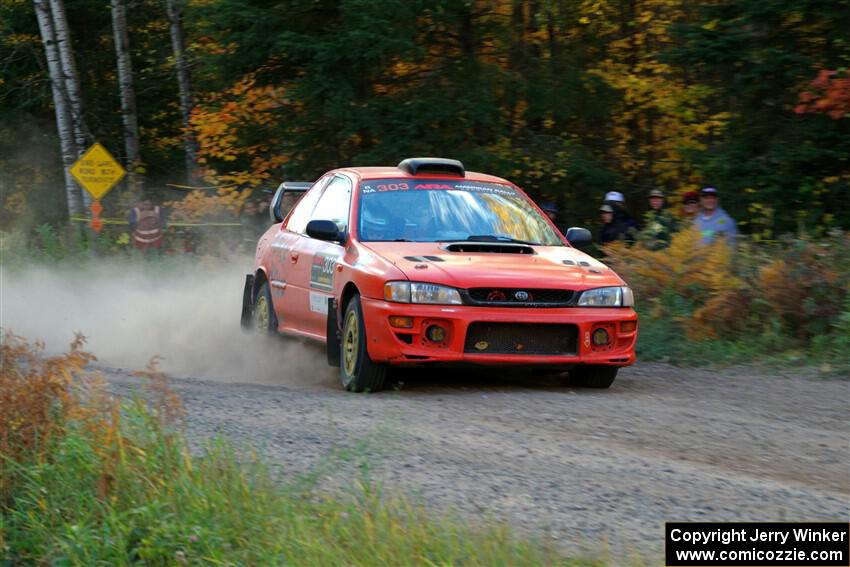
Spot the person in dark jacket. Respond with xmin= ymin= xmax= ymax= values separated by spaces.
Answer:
xmin=598 ymin=192 xmax=638 ymax=245
xmin=598 ymin=203 xmax=637 ymax=245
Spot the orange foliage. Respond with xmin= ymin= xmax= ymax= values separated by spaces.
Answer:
xmin=190 ymin=73 xmax=289 ymax=187
xmin=0 ymin=333 xmax=105 ymax=500
xmin=795 ymin=69 xmax=850 ymax=120
xmin=0 ymin=333 xmax=184 ymax=503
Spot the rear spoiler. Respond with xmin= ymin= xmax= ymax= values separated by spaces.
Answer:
xmin=270 ymin=181 xmax=312 ymax=223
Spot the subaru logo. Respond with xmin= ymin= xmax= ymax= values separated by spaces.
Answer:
xmin=514 ymin=291 xmax=529 ymax=301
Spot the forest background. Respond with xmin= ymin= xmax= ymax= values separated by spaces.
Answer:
xmin=1 ymin=0 xmax=849 ymax=369
xmin=1 ymin=0 xmax=849 ymax=233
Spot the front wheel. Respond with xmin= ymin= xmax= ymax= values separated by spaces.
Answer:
xmin=340 ymin=295 xmax=387 ymax=392
xmin=568 ymin=365 xmax=618 ymax=389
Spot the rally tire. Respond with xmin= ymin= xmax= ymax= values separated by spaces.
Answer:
xmin=340 ymin=294 xmax=387 ymax=392
xmin=569 ymin=365 xmax=618 ymax=389
xmin=252 ymin=282 xmax=278 ymax=335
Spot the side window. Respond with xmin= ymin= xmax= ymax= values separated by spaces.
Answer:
xmin=310 ymin=176 xmax=352 ymax=233
xmin=285 ymin=177 xmax=329 ymax=234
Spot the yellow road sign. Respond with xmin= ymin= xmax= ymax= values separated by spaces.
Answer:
xmin=69 ymin=143 xmax=126 ymax=200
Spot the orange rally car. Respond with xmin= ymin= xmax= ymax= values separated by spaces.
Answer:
xmin=241 ymin=158 xmax=637 ymax=392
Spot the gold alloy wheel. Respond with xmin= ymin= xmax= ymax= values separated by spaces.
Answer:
xmin=255 ymin=295 xmax=270 ymax=332
xmin=343 ymin=310 xmax=359 ymax=376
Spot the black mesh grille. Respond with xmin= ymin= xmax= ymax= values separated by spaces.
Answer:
xmin=465 ymin=288 xmax=574 ymax=307
xmin=464 ymin=323 xmax=578 ymax=355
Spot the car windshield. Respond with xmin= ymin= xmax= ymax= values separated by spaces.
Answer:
xmin=357 ymin=179 xmax=563 ymax=246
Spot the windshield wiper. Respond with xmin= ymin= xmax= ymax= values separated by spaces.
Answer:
xmin=465 ymin=234 xmax=539 ymax=245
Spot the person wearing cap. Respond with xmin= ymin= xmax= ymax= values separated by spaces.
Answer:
xmin=538 ymin=201 xmax=568 ymax=235
xmin=598 ymin=202 xmax=637 ymax=245
xmin=695 ymin=187 xmax=738 ymax=246
xmin=604 ymin=191 xmax=625 ymax=204
xmin=639 ymin=188 xmax=678 ymax=250
xmin=598 ymin=191 xmax=638 ymax=245
xmin=681 ymin=191 xmax=700 ymax=221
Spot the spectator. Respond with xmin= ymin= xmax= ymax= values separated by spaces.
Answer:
xmin=639 ymin=188 xmax=677 ymax=250
xmin=599 ymin=191 xmax=638 ymax=244
xmin=597 ymin=203 xmax=633 ymax=245
xmin=681 ymin=191 xmax=700 ymax=221
xmin=539 ymin=201 xmax=565 ymax=234
xmin=694 ymin=187 xmax=738 ymax=246
xmin=128 ymin=197 xmax=166 ymax=251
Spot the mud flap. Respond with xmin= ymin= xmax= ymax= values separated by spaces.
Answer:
xmin=326 ymin=297 xmax=341 ymax=367
xmin=240 ymin=274 xmax=254 ymax=328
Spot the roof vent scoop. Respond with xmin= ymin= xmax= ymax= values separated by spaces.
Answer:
xmin=398 ymin=157 xmax=465 ymax=177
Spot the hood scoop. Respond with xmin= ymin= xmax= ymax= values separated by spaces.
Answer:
xmin=444 ymin=242 xmax=535 ymax=254
xmin=403 ymin=255 xmax=445 ymax=262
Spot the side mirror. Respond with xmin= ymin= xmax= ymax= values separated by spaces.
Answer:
xmin=270 ymin=181 xmax=312 ymax=223
xmin=565 ymin=227 xmax=592 ymax=247
xmin=306 ymin=219 xmax=343 ymax=242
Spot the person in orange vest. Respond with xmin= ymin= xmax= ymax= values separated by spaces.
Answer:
xmin=128 ymin=197 xmax=166 ymax=251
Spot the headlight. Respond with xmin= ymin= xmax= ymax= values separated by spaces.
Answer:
xmin=384 ymin=281 xmax=463 ymax=305
xmin=577 ymin=286 xmax=634 ymax=307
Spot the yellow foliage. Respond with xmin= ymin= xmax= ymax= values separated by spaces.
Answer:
xmin=604 ymin=227 xmax=743 ymax=338
xmin=605 ymin=227 xmax=739 ymax=299
xmin=166 ymin=186 xmax=249 ymax=222
xmin=4 ymin=191 xmax=26 ymax=215
xmin=581 ymin=0 xmax=730 ymax=186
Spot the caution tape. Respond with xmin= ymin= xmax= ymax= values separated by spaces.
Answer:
xmin=165 ymin=183 xmax=240 ymax=191
xmin=70 ymin=216 xmax=242 ymax=227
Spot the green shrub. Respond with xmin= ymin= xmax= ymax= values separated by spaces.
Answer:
xmin=1 ymin=335 xmax=599 ymax=566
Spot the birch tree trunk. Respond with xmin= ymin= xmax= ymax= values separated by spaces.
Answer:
xmin=49 ymin=0 xmax=91 ymax=206
xmin=33 ymin=0 xmax=83 ymax=217
xmin=110 ymin=0 xmax=142 ymax=195
xmin=165 ymin=0 xmax=199 ymax=183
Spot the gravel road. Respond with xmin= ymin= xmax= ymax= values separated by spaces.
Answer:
xmin=105 ymin=355 xmax=850 ymax=564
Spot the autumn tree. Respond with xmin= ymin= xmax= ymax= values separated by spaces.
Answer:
xmin=666 ymin=0 xmax=850 ymax=232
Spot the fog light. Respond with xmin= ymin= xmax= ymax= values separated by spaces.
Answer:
xmin=425 ymin=325 xmax=446 ymax=342
xmin=592 ymin=328 xmax=610 ymax=346
xmin=389 ymin=316 xmax=414 ymax=329
xmin=620 ymin=320 xmax=637 ymax=333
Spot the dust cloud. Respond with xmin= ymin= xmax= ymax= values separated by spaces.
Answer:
xmin=0 ymin=258 xmax=336 ymax=388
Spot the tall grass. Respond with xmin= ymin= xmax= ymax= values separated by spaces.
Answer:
xmin=0 ymin=334 xmax=599 ymax=566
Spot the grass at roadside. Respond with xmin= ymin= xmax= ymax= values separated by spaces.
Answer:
xmin=0 ymin=334 xmax=601 ymax=566
xmin=635 ymin=314 xmax=850 ymax=376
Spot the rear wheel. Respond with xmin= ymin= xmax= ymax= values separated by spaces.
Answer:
xmin=340 ymin=294 xmax=387 ymax=392
xmin=569 ymin=365 xmax=618 ymax=389
xmin=252 ymin=282 xmax=278 ymax=335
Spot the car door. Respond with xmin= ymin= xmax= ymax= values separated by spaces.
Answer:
xmin=295 ymin=175 xmax=353 ymax=337
xmin=271 ymin=176 xmax=330 ymax=334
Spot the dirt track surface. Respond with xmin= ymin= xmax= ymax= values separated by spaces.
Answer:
xmin=106 ymin=358 xmax=850 ymax=564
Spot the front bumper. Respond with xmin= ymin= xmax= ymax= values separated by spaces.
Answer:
xmin=360 ymin=297 xmax=637 ymax=367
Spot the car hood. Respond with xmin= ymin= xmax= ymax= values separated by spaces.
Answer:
xmin=361 ymin=242 xmax=625 ymax=290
